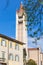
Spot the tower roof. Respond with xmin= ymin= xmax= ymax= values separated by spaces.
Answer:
xmin=17 ymin=2 xmax=24 ymax=13
xmin=20 ymin=2 xmax=23 ymax=10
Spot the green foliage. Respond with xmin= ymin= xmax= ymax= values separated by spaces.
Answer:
xmin=26 ymin=59 xmax=37 ymax=65
xmin=23 ymin=0 xmax=43 ymax=39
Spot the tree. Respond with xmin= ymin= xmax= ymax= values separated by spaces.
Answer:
xmin=26 ymin=59 xmax=37 ymax=65
xmin=23 ymin=0 xmax=43 ymax=44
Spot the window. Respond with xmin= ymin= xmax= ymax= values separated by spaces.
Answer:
xmin=41 ymin=61 xmax=42 ymax=65
xmin=15 ymin=55 xmax=19 ymax=61
xmin=15 ymin=43 xmax=19 ymax=50
xmin=2 ymin=51 xmax=5 ymax=60
xmin=9 ymin=53 xmax=13 ymax=60
xmin=10 ymin=41 xmax=12 ymax=48
xmin=18 ymin=16 xmax=23 ymax=18
xmin=18 ymin=21 xmax=23 ymax=23
xmin=1 ymin=39 xmax=6 ymax=47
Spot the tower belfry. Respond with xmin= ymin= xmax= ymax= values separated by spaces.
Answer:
xmin=16 ymin=2 xmax=27 ymax=44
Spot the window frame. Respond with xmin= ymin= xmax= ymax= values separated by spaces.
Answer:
xmin=2 ymin=51 xmax=5 ymax=60
xmin=15 ymin=43 xmax=19 ymax=50
xmin=9 ymin=41 xmax=12 ymax=48
xmin=9 ymin=53 xmax=13 ymax=60
xmin=1 ymin=38 xmax=6 ymax=47
xmin=18 ymin=15 xmax=23 ymax=19
xmin=15 ymin=55 xmax=19 ymax=62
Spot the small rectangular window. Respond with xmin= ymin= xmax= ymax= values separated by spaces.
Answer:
xmin=2 ymin=51 xmax=5 ymax=58
xmin=1 ymin=38 xmax=6 ymax=47
xmin=15 ymin=43 xmax=19 ymax=50
xmin=10 ymin=41 xmax=12 ymax=48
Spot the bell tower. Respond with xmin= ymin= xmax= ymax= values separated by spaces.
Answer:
xmin=16 ymin=2 xmax=27 ymax=44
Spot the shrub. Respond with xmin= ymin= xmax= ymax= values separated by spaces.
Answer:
xmin=26 ymin=59 xmax=37 ymax=65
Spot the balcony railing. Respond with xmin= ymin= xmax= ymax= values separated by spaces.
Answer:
xmin=0 ymin=58 xmax=5 ymax=62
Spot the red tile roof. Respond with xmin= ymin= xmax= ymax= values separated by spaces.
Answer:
xmin=28 ymin=48 xmax=39 ymax=50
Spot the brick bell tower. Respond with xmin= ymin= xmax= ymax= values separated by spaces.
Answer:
xmin=16 ymin=2 xmax=28 ymax=61
xmin=16 ymin=2 xmax=27 ymax=47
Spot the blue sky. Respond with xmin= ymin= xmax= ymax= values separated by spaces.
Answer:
xmin=0 ymin=0 xmax=23 ymax=38
xmin=0 ymin=0 xmax=43 ymax=50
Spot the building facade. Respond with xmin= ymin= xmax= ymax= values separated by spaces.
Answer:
xmin=0 ymin=34 xmax=24 ymax=65
xmin=27 ymin=48 xmax=42 ymax=65
xmin=40 ymin=53 xmax=43 ymax=65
